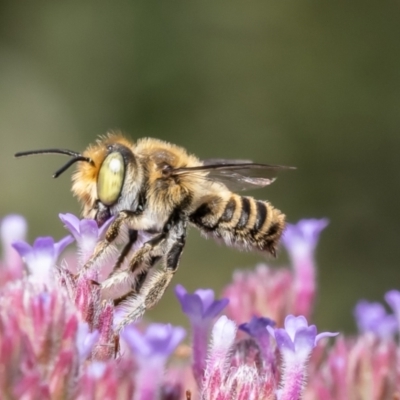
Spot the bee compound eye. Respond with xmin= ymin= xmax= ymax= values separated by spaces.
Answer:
xmin=97 ymin=152 xmax=125 ymax=206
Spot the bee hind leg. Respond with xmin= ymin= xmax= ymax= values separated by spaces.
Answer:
xmin=114 ymin=218 xmax=187 ymax=331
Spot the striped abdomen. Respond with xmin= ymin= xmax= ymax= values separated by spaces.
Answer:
xmin=189 ymin=194 xmax=285 ymax=256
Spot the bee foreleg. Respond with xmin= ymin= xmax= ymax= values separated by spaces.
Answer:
xmin=111 ymin=229 xmax=138 ymax=273
xmin=100 ymin=238 xmax=165 ymax=300
xmin=116 ymin=219 xmax=187 ymax=330
xmin=100 ymin=230 xmax=167 ymax=300
xmin=82 ymin=210 xmax=140 ymax=271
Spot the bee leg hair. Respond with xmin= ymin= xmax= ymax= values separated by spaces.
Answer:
xmin=100 ymin=234 xmax=166 ymax=301
xmin=100 ymin=214 xmax=179 ymax=301
xmin=115 ymin=218 xmax=187 ymax=330
xmin=82 ymin=210 xmax=140 ymax=272
xmin=111 ymin=229 xmax=138 ymax=273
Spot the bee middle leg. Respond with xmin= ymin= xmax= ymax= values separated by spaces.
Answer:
xmin=100 ymin=232 xmax=166 ymax=300
xmin=113 ymin=218 xmax=187 ymax=330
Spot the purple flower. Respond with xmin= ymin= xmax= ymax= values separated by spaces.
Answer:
xmin=282 ymin=219 xmax=329 ymax=260
xmin=385 ymin=290 xmax=400 ymax=330
xmin=268 ymin=315 xmax=338 ymax=364
xmin=122 ymin=323 xmax=185 ymax=360
xmin=268 ymin=315 xmax=338 ymax=400
xmin=239 ymin=316 xmax=277 ymax=374
xmin=202 ymin=316 xmax=278 ymax=399
xmin=121 ymin=323 xmax=185 ymax=400
xmin=282 ymin=219 xmax=328 ymax=319
xmin=175 ymin=284 xmax=229 ymax=385
xmin=12 ymin=235 xmax=73 ymax=284
xmin=239 ymin=316 xmax=275 ymax=337
xmin=354 ymin=300 xmax=398 ymax=338
xmin=175 ymin=284 xmax=229 ymax=323
xmin=59 ymin=213 xmax=112 ymax=264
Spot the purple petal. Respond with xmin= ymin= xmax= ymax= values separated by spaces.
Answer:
xmin=293 ymin=326 xmax=317 ymax=361
xmin=194 ymin=289 xmax=215 ymax=310
xmin=385 ymin=290 xmax=400 ymax=315
xmin=98 ymin=216 xmax=115 ymax=237
xmin=181 ymin=294 xmax=204 ymax=319
xmin=54 ymin=235 xmax=74 ymax=258
xmin=284 ymin=315 xmax=309 ymax=341
xmin=282 ymin=218 xmax=329 ymax=256
xmin=12 ymin=240 xmax=32 ymax=258
xmin=353 ymin=300 xmax=396 ymax=337
xmin=174 ymin=284 xmax=188 ymax=304
xmin=33 ymin=237 xmax=56 ymax=257
xmin=239 ymin=316 xmax=275 ymax=337
xmin=59 ymin=213 xmax=80 ymax=238
xmin=274 ymin=328 xmax=295 ymax=352
xmin=315 ymin=331 xmax=339 ymax=344
xmin=121 ymin=325 xmax=152 ymax=357
xmin=122 ymin=323 xmax=185 ymax=359
xmin=162 ymin=325 xmax=186 ymax=355
xmin=203 ymin=298 xmax=229 ymax=319
xmin=79 ymin=219 xmax=99 ymax=241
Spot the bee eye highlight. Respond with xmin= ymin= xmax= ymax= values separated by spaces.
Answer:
xmin=97 ymin=152 xmax=125 ymax=206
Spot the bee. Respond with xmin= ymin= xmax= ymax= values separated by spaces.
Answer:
xmin=15 ymin=133 xmax=293 ymax=328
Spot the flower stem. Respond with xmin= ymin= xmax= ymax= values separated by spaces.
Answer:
xmin=279 ymin=361 xmax=305 ymax=400
xmin=191 ymin=322 xmax=209 ymax=386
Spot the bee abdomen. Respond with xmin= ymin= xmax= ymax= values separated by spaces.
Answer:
xmin=189 ymin=194 xmax=285 ymax=256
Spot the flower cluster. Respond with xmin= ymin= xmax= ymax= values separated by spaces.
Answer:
xmin=0 ymin=213 xmax=398 ymax=399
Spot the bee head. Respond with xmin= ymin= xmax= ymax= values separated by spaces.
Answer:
xmin=72 ymin=133 xmax=141 ymax=224
xmin=15 ymin=132 xmax=141 ymax=226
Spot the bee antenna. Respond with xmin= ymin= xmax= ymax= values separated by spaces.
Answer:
xmin=52 ymin=156 xmax=94 ymax=178
xmin=15 ymin=149 xmax=82 ymax=158
xmin=14 ymin=148 xmax=94 ymax=178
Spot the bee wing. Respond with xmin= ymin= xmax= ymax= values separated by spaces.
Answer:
xmin=172 ymin=160 xmax=295 ymax=192
xmin=201 ymin=158 xmax=253 ymax=166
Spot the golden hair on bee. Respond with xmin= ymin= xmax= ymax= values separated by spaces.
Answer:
xmin=72 ymin=133 xmax=137 ymax=216
xmin=15 ymin=132 xmax=294 ymax=328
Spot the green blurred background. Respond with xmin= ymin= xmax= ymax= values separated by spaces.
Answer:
xmin=1 ymin=1 xmax=400 ymax=333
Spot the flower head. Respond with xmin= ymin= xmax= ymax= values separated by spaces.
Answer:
xmin=282 ymin=219 xmax=329 ymax=260
xmin=175 ymin=284 xmax=229 ymax=324
xmin=354 ymin=300 xmax=397 ymax=338
xmin=239 ymin=316 xmax=275 ymax=337
xmin=122 ymin=323 xmax=186 ymax=361
xmin=282 ymin=219 xmax=328 ymax=319
xmin=0 ymin=282 xmax=90 ymax=398
xmin=268 ymin=315 xmax=338 ymax=364
xmin=12 ymin=235 xmax=73 ymax=284
xmin=175 ymin=284 xmax=229 ymax=386
xmin=121 ymin=323 xmax=186 ymax=400
xmin=59 ymin=213 xmax=112 ymax=264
